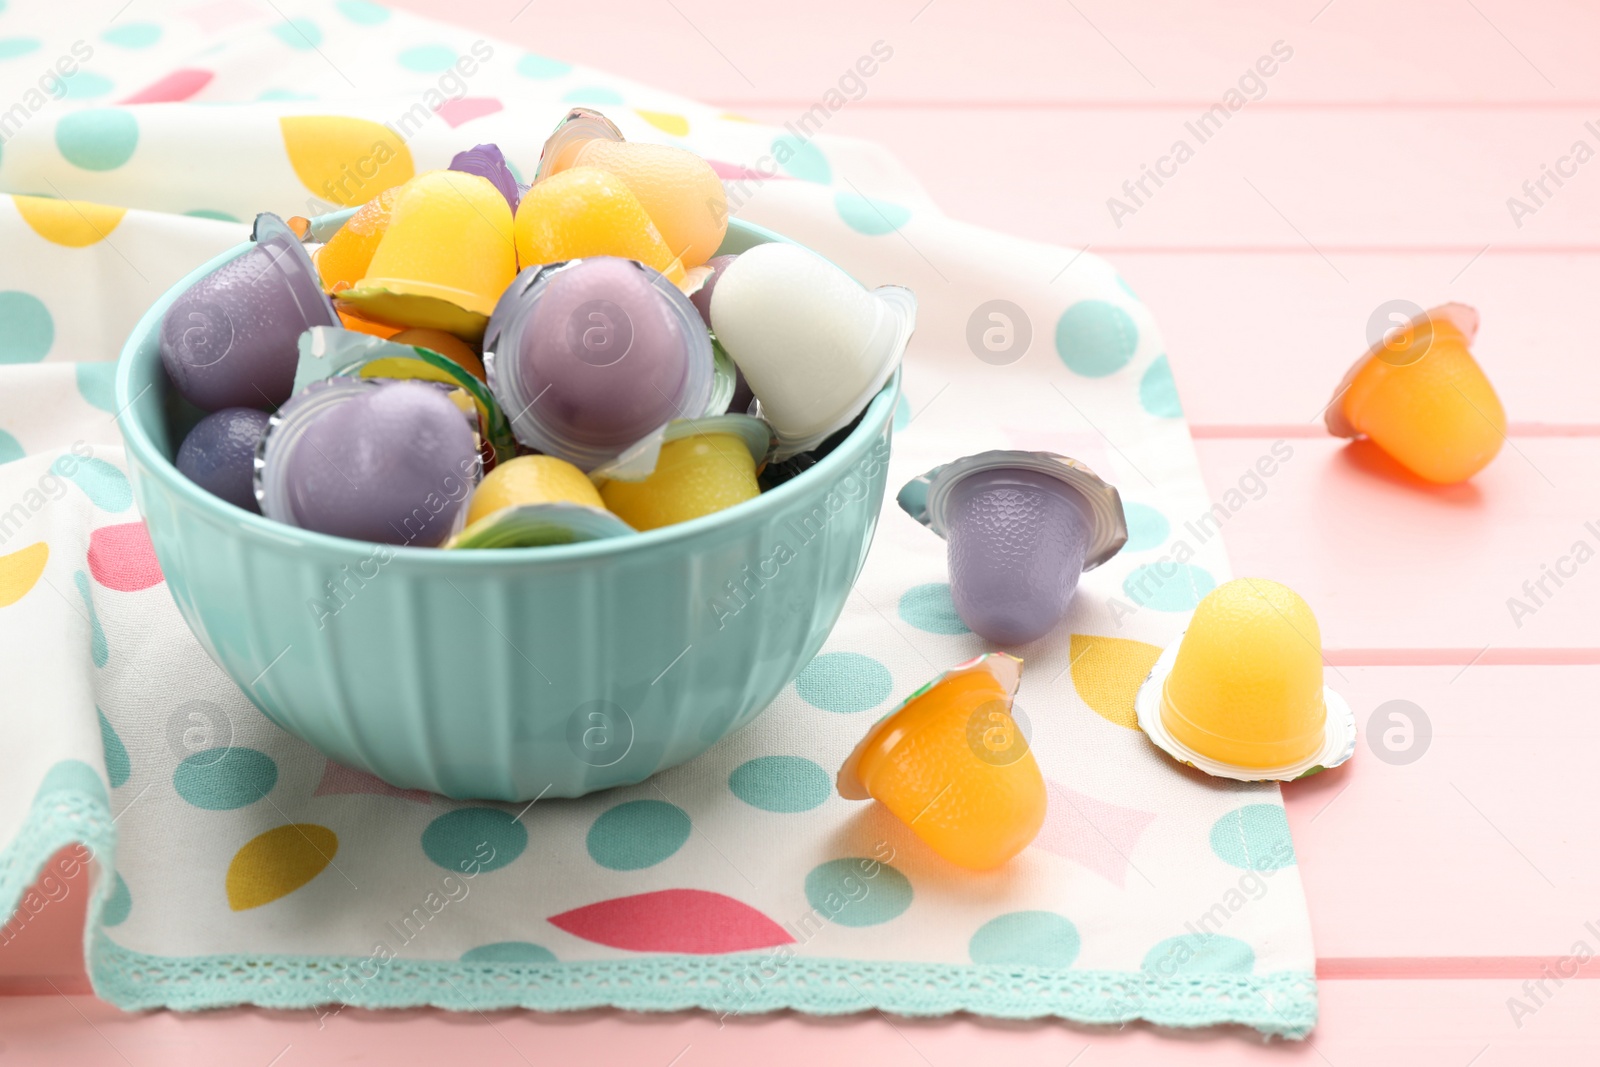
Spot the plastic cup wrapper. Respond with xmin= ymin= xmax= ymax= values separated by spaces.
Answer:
xmin=482 ymin=257 xmax=716 ymax=471
xmin=176 ymin=407 xmax=271 ymax=513
xmin=898 ymin=450 xmax=1127 ymax=645
xmin=710 ymin=242 xmax=915 ymax=460
xmin=255 ymin=377 xmax=482 ymax=547
xmin=1134 ymin=578 xmax=1356 ymax=782
xmin=160 ymin=212 xmax=339 ymax=411
xmin=534 ymin=107 xmax=626 ymax=181
xmin=337 ymin=170 xmax=518 ymax=341
xmin=449 ymin=142 xmax=520 ymax=214
xmin=446 ymin=502 xmax=636 ymax=550
xmin=293 ymin=326 xmax=514 ymax=464
xmin=1325 ymin=302 xmax=1504 ymax=484
xmin=836 ymin=652 xmax=1045 ymax=871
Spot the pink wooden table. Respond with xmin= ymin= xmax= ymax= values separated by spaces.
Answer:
xmin=7 ymin=0 xmax=1600 ymax=1061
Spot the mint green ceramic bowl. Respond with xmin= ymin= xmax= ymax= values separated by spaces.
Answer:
xmin=116 ymin=220 xmax=898 ymax=801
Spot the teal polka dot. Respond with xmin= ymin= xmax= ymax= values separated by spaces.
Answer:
xmin=62 ymin=457 xmax=133 ymax=513
xmin=184 ymin=209 xmax=241 ymax=223
xmin=1139 ymin=355 xmax=1183 ymax=418
xmin=1211 ymin=804 xmax=1296 ymax=870
xmin=76 ymin=363 xmax=116 ymax=413
xmin=772 ymin=135 xmax=830 ymax=183
xmin=34 ymin=758 xmax=107 ymax=807
xmin=257 ymin=88 xmax=315 ymax=101
xmin=804 ymin=857 xmax=912 ymax=927
xmin=0 ymin=37 xmax=41 ymax=60
xmin=98 ymin=709 xmax=129 ymax=789
xmin=0 ymin=429 xmax=23 ymax=464
xmin=729 ymin=755 xmax=831 ymax=813
xmin=336 ymin=0 xmax=390 ymax=24
xmin=1122 ymin=562 xmax=1215 ymax=612
xmin=271 ymin=17 xmax=322 ymax=49
xmin=1115 ymin=275 xmax=1139 ymax=299
xmin=1055 ymin=300 xmax=1138 ymax=377
xmin=74 ymin=571 xmax=107 ymax=667
xmin=517 ymin=53 xmax=571 ymax=78
xmin=461 ymin=941 xmax=556 ymax=963
xmin=0 ymin=292 xmax=52 ymax=362
xmin=562 ymin=86 xmax=623 ymax=105
xmin=173 ymin=748 xmax=278 ymax=810
xmin=422 ymin=808 xmax=527 ymax=873
xmin=969 ymin=911 xmax=1081 ymax=968
xmin=898 ymin=582 xmax=969 ymax=635
xmin=56 ymin=109 xmax=139 ymax=171
xmin=795 ymin=651 xmax=892 ymax=714
xmin=585 ymin=799 xmax=690 ymax=870
xmin=835 ymin=192 xmax=910 ymax=235
xmin=398 ymin=44 xmax=456 ymax=72
xmin=60 ymin=72 xmax=114 ymax=100
xmin=1122 ymin=503 xmax=1170 ymax=552
xmin=1143 ymin=933 xmax=1254 ymax=976
xmin=101 ymin=873 xmax=131 ymax=926
xmin=102 ymin=23 xmax=161 ymax=48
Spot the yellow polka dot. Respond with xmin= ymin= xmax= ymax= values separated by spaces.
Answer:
xmin=279 ymin=116 xmax=416 ymax=209
xmin=226 ymin=824 xmax=338 ymax=911
xmin=1069 ymin=634 xmax=1163 ymax=729
xmin=13 ymin=195 xmax=127 ymax=247
xmin=718 ymin=112 xmax=757 ymax=124
xmin=0 ymin=542 xmax=48 ymax=608
xmin=635 ymin=109 xmax=690 ymax=137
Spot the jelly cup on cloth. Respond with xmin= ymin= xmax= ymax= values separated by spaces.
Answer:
xmin=1326 ymin=302 xmax=1504 ymax=484
xmin=255 ymin=378 xmax=481 ymax=547
xmin=160 ymin=213 xmax=338 ymax=411
xmin=898 ymin=451 xmax=1127 ymax=645
xmin=338 ymin=170 xmax=518 ymax=341
xmin=838 ymin=652 xmax=1045 ymax=870
xmin=483 ymin=257 xmax=715 ymax=471
xmin=1134 ymin=577 xmax=1357 ymax=782
xmin=710 ymin=242 xmax=915 ymax=459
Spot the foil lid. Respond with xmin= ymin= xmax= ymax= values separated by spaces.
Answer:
xmin=1325 ymin=302 xmax=1479 ymax=438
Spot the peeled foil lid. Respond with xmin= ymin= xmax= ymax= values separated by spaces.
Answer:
xmin=589 ymin=413 xmax=775 ymax=484
xmin=535 ymin=107 xmax=625 ymax=182
xmin=836 ymin=652 xmax=1023 ymax=801
xmin=897 ymin=449 xmax=1128 ymax=571
xmin=1134 ymin=621 xmax=1357 ymax=783
xmin=445 ymin=502 xmax=636 ymax=549
xmin=1325 ymin=302 xmax=1479 ymax=438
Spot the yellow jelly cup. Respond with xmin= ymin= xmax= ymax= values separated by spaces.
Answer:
xmin=466 ymin=455 xmax=606 ymax=527
xmin=339 ymin=170 xmax=517 ymax=340
xmin=1135 ymin=578 xmax=1355 ymax=781
xmin=837 ymin=653 xmax=1046 ymax=871
xmin=1326 ymin=302 xmax=1505 ymax=484
xmin=513 ymin=165 xmax=686 ymax=283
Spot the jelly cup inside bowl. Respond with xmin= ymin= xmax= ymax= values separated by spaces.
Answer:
xmin=117 ymin=218 xmax=900 ymax=801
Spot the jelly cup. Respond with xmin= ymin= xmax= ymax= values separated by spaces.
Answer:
xmin=513 ymin=165 xmax=686 ymax=283
xmin=536 ymin=108 xmax=727 ymax=270
xmin=1134 ymin=577 xmax=1356 ymax=781
xmin=596 ymin=415 xmax=771 ymax=531
xmin=338 ymin=171 xmax=518 ymax=341
xmin=255 ymin=378 xmax=481 ymax=547
xmin=483 ymin=257 xmax=715 ymax=471
xmin=465 ymin=454 xmax=605 ymax=526
xmin=446 ymin=502 xmax=636 ymax=549
xmin=176 ymin=407 xmax=271 ymax=513
xmin=450 ymin=142 xmax=520 ymax=214
xmin=710 ymin=242 xmax=916 ymax=459
xmin=1326 ymin=303 xmax=1505 ymax=484
xmin=388 ymin=328 xmax=486 ymax=380
xmin=898 ymin=451 xmax=1127 ymax=645
xmin=837 ymin=652 xmax=1045 ymax=870
xmin=160 ymin=213 xmax=338 ymax=411
xmin=314 ymin=186 xmax=399 ymax=293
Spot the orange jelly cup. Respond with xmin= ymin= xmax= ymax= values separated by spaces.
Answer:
xmin=837 ymin=653 xmax=1045 ymax=871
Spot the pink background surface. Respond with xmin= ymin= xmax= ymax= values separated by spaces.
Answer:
xmin=7 ymin=0 xmax=1600 ymax=1061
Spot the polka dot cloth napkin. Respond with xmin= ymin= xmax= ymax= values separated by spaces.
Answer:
xmin=0 ymin=0 xmax=1317 ymax=1037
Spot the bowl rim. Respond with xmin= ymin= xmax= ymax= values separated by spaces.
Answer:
xmin=116 ymin=218 xmax=900 ymax=567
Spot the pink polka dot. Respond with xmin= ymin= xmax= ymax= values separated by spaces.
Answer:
xmin=87 ymin=522 xmax=163 ymax=592
xmin=433 ymin=97 xmax=503 ymax=128
xmin=548 ymin=890 xmax=794 ymax=954
xmin=120 ymin=68 xmax=213 ymax=104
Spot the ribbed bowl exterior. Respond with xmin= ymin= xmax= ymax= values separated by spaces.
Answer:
xmin=118 ymin=221 xmax=895 ymax=800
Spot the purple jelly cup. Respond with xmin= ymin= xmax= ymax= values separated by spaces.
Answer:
xmin=483 ymin=257 xmax=715 ymax=471
xmin=898 ymin=451 xmax=1128 ymax=645
xmin=256 ymin=378 xmax=481 ymax=547
xmin=160 ymin=213 xmax=338 ymax=411
xmin=177 ymin=407 xmax=271 ymax=513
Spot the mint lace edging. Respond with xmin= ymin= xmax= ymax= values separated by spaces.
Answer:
xmin=0 ymin=786 xmax=116 ymax=949
xmin=91 ymin=941 xmax=1317 ymax=1038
